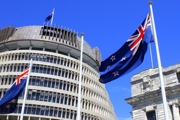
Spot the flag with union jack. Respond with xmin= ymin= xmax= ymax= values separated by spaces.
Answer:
xmin=0 ymin=68 xmax=29 ymax=113
xmin=99 ymin=13 xmax=153 ymax=84
xmin=45 ymin=10 xmax=54 ymax=22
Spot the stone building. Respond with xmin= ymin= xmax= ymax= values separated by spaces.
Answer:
xmin=126 ymin=64 xmax=180 ymax=120
xmin=0 ymin=25 xmax=117 ymax=120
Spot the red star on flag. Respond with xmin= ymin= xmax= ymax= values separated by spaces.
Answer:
xmin=113 ymin=71 xmax=119 ymax=77
xmin=6 ymin=105 xmax=10 ymax=108
xmin=110 ymin=55 xmax=116 ymax=61
xmin=11 ymin=99 xmax=16 ymax=103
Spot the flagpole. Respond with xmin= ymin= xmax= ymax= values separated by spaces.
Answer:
xmin=20 ymin=59 xmax=33 ymax=120
xmin=51 ymin=8 xmax=55 ymax=26
xmin=148 ymin=2 xmax=169 ymax=120
xmin=77 ymin=33 xmax=84 ymax=120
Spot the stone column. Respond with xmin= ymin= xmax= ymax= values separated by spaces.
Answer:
xmin=153 ymin=106 xmax=158 ymax=120
xmin=172 ymin=103 xmax=180 ymax=120
xmin=142 ymin=108 xmax=147 ymax=120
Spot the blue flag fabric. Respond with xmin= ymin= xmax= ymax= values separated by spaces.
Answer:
xmin=45 ymin=11 xmax=53 ymax=22
xmin=99 ymin=13 xmax=153 ymax=84
xmin=0 ymin=68 xmax=29 ymax=114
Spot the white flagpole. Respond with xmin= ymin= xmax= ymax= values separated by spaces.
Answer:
xmin=20 ymin=59 xmax=33 ymax=120
xmin=77 ymin=33 xmax=84 ymax=120
xmin=149 ymin=2 xmax=169 ymax=120
xmin=51 ymin=8 xmax=55 ymax=26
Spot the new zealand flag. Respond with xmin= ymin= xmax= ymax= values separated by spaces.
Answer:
xmin=99 ymin=13 xmax=153 ymax=84
xmin=0 ymin=68 xmax=29 ymax=114
xmin=45 ymin=11 xmax=53 ymax=22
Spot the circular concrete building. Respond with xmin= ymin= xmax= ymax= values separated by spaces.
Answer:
xmin=0 ymin=25 xmax=117 ymax=120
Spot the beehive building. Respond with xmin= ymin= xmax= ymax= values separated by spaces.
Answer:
xmin=0 ymin=25 xmax=117 ymax=120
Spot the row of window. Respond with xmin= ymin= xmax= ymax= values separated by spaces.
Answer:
xmin=0 ymin=116 xmax=50 ymax=120
xmin=0 ymin=63 xmax=103 ymax=94
xmin=0 ymin=88 xmax=112 ymax=119
xmin=0 ymin=51 xmax=102 ymax=91
xmin=0 ymin=71 xmax=108 ymax=105
xmin=0 ymin=63 xmax=100 ymax=90
xmin=27 ymin=91 xmax=77 ymax=106
xmin=0 ymin=78 xmax=111 ymax=117
xmin=41 ymin=26 xmax=77 ymax=44
xmin=26 ymin=89 xmax=110 ymax=116
xmin=13 ymin=104 xmax=105 ymax=120
xmin=0 ymin=50 xmax=98 ymax=78
xmin=0 ymin=76 xmax=109 ymax=108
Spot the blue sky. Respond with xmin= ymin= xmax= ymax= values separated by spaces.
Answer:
xmin=1 ymin=0 xmax=180 ymax=120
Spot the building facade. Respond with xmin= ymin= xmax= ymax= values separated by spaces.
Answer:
xmin=0 ymin=25 xmax=117 ymax=120
xmin=126 ymin=64 xmax=180 ymax=120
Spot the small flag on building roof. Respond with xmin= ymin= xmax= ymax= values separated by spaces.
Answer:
xmin=45 ymin=10 xmax=54 ymax=22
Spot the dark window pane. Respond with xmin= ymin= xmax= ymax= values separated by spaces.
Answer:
xmin=146 ymin=111 xmax=156 ymax=120
xmin=49 ymin=109 xmax=53 ymax=116
xmin=27 ymin=107 xmax=31 ymax=114
xmin=36 ymin=108 xmax=40 ymax=115
xmin=32 ymin=108 xmax=36 ymax=114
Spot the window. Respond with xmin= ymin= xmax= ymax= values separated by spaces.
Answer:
xmin=31 ymin=47 xmax=43 ymax=51
xmin=36 ymin=106 xmax=40 ymax=115
xmin=27 ymin=107 xmax=31 ymax=114
xmin=177 ymin=72 xmax=180 ymax=83
xmin=146 ymin=111 xmax=156 ymax=120
xmin=41 ymin=107 xmax=45 ymax=115
xmin=32 ymin=107 xmax=36 ymax=114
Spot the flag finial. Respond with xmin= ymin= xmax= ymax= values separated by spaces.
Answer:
xmin=81 ymin=33 xmax=85 ymax=37
xmin=148 ymin=1 xmax=153 ymax=5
